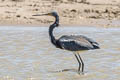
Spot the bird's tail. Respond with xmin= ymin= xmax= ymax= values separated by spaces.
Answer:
xmin=92 ymin=43 xmax=100 ymax=49
xmin=94 ymin=45 xmax=100 ymax=49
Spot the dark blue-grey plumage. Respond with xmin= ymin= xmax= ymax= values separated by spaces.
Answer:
xmin=56 ymin=35 xmax=99 ymax=51
xmin=32 ymin=11 xmax=100 ymax=74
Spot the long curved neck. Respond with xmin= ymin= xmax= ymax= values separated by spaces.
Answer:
xmin=49 ymin=15 xmax=59 ymax=47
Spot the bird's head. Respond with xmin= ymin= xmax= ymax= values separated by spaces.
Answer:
xmin=32 ymin=11 xmax=58 ymax=18
xmin=33 ymin=11 xmax=59 ymax=27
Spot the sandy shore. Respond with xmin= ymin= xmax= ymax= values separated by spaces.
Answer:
xmin=0 ymin=0 xmax=120 ymax=27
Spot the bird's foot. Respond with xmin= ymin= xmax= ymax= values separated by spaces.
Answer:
xmin=78 ymin=71 xmax=84 ymax=75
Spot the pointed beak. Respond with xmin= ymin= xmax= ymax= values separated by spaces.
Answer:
xmin=32 ymin=13 xmax=52 ymax=16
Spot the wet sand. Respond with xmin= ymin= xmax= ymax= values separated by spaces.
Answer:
xmin=0 ymin=0 xmax=120 ymax=27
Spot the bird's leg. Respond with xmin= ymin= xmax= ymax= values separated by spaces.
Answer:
xmin=74 ymin=53 xmax=81 ymax=74
xmin=77 ymin=53 xmax=84 ymax=73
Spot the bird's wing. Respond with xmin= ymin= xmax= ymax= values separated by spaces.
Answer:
xmin=58 ymin=35 xmax=96 ymax=51
xmin=79 ymin=35 xmax=99 ymax=48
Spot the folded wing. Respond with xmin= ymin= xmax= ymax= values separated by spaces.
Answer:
xmin=57 ymin=35 xmax=99 ymax=51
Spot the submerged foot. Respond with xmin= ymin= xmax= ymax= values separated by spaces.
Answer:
xmin=78 ymin=71 xmax=84 ymax=75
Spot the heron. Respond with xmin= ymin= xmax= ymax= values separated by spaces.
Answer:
xmin=32 ymin=11 xmax=100 ymax=74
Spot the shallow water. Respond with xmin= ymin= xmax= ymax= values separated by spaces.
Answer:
xmin=0 ymin=26 xmax=120 ymax=80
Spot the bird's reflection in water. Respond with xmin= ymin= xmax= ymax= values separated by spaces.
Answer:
xmin=48 ymin=68 xmax=84 ymax=74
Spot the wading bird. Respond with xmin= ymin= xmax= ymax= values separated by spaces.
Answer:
xmin=33 ymin=11 xmax=100 ymax=74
